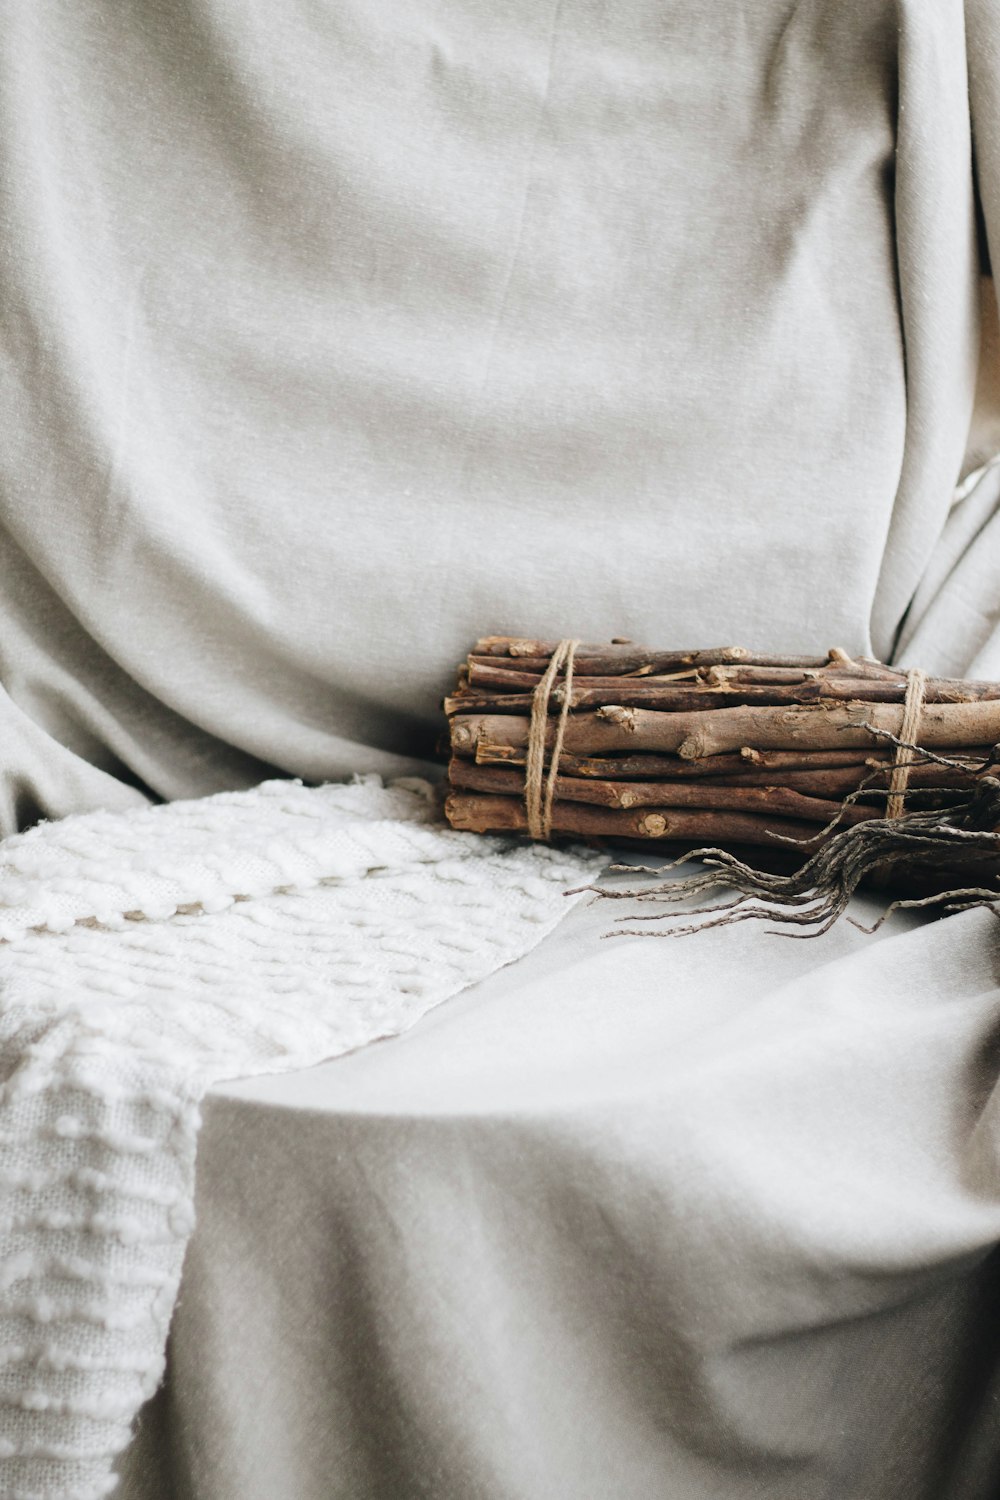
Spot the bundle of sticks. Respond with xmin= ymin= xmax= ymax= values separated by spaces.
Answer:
xmin=440 ymin=639 xmax=1000 ymax=935
xmin=443 ymin=638 xmax=1000 ymax=857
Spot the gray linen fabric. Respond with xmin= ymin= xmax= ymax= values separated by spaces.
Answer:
xmin=3 ymin=0 xmax=1000 ymax=1495
xmin=121 ymin=885 xmax=1000 ymax=1500
xmin=0 ymin=0 xmax=995 ymax=833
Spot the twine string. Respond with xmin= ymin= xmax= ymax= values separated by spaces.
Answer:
xmin=885 ymin=668 xmax=927 ymax=819
xmin=525 ymin=638 xmax=579 ymax=840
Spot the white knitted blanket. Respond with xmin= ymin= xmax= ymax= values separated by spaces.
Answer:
xmin=0 ymin=777 xmax=602 ymax=1500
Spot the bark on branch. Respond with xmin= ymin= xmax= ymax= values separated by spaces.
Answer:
xmin=450 ymin=701 xmax=1000 ymax=760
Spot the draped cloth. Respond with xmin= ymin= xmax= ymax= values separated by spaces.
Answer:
xmin=2 ymin=1 xmax=1000 ymax=1496
xmin=0 ymin=779 xmax=599 ymax=1498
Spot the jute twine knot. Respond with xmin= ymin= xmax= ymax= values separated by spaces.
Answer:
xmin=885 ymin=668 xmax=927 ymax=819
xmin=525 ymin=638 xmax=579 ymax=840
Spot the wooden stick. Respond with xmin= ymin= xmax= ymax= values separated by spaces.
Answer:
xmin=449 ymin=701 xmax=1000 ymax=759
xmin=466 ymin=661 xmax=891 ymax=690
xmin=465 ymin=660 xmax=905 ymax=690
xmin=447 ymin=758 xmax=877 ymax=824
xmin=702 ymin=660 xmax=902 ymax=684
xmin=471 ymin=639 xmax=834 ymax=674
xmin=470 ymin=664 xmax=1000 ymax=700
xmin=452 ymin=756 xmax=979 ymax=801
xmin=445 ymin=676 xmax=1000 ymax=717
xmin=466 ymin=660 xmax=907 ymax=692
xmin=697 ymin=764 xmax=982 ymax=795
xmin=463 ymin=750 xmax=987 ymax=803
xmin=445 ymin=792 xmax=827 ymax=847
xmin=467 ymin=656 xmax=702 ymax=680
xmin=731 ymin=747 xmax=993 ymax=771
xmin=470 ymin=745 xmax=909 ymax=775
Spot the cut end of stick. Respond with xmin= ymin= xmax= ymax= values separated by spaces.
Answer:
xmin=595 ymin=704 xmax=637 ymax=732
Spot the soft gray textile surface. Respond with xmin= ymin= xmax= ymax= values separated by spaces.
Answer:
xmin=116 ymin=879 xmax=1000 ymax=1500
xmin=0 ymin=0 xmax=996 ymax=833
xmin=3 ymin=0 xmax=1000 ymax=1496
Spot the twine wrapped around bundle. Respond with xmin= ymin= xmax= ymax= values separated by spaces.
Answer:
xmin=443 ymin=637 xmax=1000 ymax=932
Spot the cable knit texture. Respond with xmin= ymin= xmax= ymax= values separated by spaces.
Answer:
xmin=0 ymin=777 xmax=603 ymax=1499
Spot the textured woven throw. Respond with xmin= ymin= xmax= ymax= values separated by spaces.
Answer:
xmin=0 ymin=777 xmax=602 ymax=1499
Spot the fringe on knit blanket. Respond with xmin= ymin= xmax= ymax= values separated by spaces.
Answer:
xmin=0 ymin=776 xmax=603 ymax=1500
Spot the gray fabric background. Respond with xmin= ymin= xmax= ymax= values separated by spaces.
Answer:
xmin=3 ymin=0 xmax=1000 ymax=1494
xmin=0 ymin=0 xmax=994 ymax=831
xmin=120 ymin=882 xmax=1000 ymax=1500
